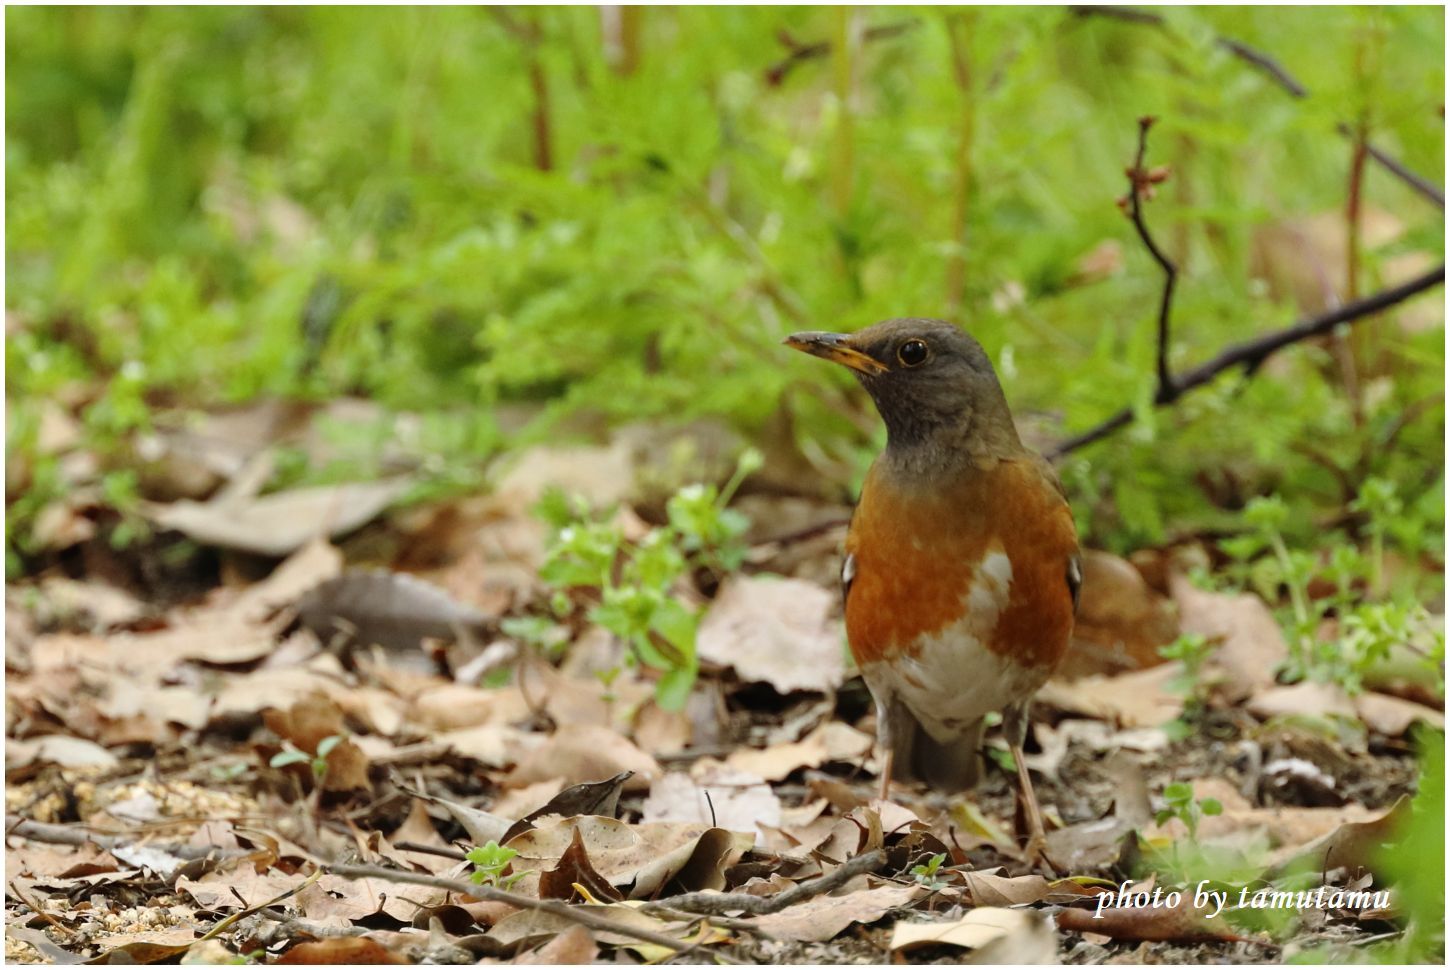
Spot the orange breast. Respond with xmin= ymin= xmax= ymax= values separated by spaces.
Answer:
xmin=844 ymin=457 xmax=1078 ymax=673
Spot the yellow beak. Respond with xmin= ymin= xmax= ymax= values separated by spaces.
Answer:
xmin=784 ymin=331 xmax=888 ymax=376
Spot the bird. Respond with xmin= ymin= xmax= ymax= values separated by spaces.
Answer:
xmin=785 ymin=318 xmax=1080 ymax=862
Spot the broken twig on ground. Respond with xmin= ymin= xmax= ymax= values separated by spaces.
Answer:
xmin=323 ymin=861 xmax=707 ymax=957
xmin=5 ymin=815 xmax=251 ymax=862
xmin=640 ymin=848 xmax=887 ymax=917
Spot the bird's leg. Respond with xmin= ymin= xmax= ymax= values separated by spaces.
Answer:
xmin=1010 ymin=740 xmax=1050 ymax=857
xmin=1003 ymin=701 xmax=1059 ymax=874
xmin=875 ymin=693 xmax=894 ymax=803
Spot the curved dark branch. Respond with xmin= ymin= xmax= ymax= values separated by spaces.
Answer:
xmin=1123 ymin=116 xmax=1179 ymax=400
xmin=1350 ymin=131 xmax=1446 ymax=209
xmin=1049 ymin=264 xmax=1446 ymax=459
xmin=1216 ymin=37 xmax=1308 ymax=98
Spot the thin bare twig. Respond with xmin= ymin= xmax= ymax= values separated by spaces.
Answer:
xmin=1050 ymin=264 xmax=1445 ymax=457
xmin=1342 ymin=118 xmax=1370 ymax=424
xmin=1353 ymin=133 xmax=1445 ymax=208
xmin=765 ymin=22 xmax=916 ymax=86
xmin=1216 ymin=37 xmax=1308 ymax=97
xmin=1122 ymin=116 xmax=1178 ymax=400
xmin=9 ymin=881 xmax=75 ymax=938
xmin=393 ymin=841 xmax=469 ymax=861
xmin=5 ymin=815 xmax=250 ymax=862
xmin=1067 ymin=5 xmax=1163 ymax=26
xmin=322 ymin=862 xmax=705 ymax=957
xmin=639 ymin=848 xmax=887 ymax=917
xmin=1069 ymin=5 xmax=1445 ymax=208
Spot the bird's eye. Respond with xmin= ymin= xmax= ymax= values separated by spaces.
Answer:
xmin=897 ymin=339 xmax=928 ymax=367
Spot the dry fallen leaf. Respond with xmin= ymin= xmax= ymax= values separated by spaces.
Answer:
xmin=7 ymin=843 xmax=117 ymax=880
xmin=276 ymin=936 xmax=410 ymax=964
xmin=6 ymin=734 xmax=119 ymax=770
xmin=1171 ymin=574 xmax=1288 ymax=702
xmin=501 ymin=771 xmax=634 ymax=844
xmin=1059 ymin=550 xmax=1179 ymax=679
xmin=489 ymin=441 xmax=638 ymax=511
xmin=87 ymin=929 xmax=201 ymax=965
xmin=1353 ymin=691 xmax=1444 ymax=735
xmin=513 ymin=924 xmax=598 ymax=965
xmin=644 ymin=767 xmax=782 ymax=846
xmin=144 ymin=477 xmax=413 ymax=556
xmin=382 ymin=799 xmax=460 ymax=875
xmin=436 ymin=723 xmax=538 ymax=770
xmin=748 ymin=884 xmax=922 ymax=942
xmin=264 ymin=693 xmax=350 ymax=754
xmin=490 ymin=779 xmax=567 ymax=822
xmin=696 ymin=575 xmax=846 ymax=694
xmin=301 ymin=872 xmax=446 ymax=924
xmin=1267 ymin=794 xmax=1411 ymax=875
xmin=419 ymin=792 xmax=512 ymax=846
xmin=891 ymin=906 xmax=1058 ymax=962
xmin=30 ymin=576 xmax=149 ymax=631
xmin=176 ymin=867 xmax=303 ymax=911
xmin=1247 ymin=681 xmax=1357 ymax=721
xmin=1036 ymin=663 xmax=1184 ymax=728
xmin=263 ymin=694 xmax=371 ymax=792
xmin=960 ymin=869 xmax=1055 ymax=907
xmin=538 ymin=826 xmax=624 ymax=902
xmin=505 ymin=815 xmax=753 ymax=900
xmin=210 ymin=661 xmax=348 ymax=720
xmin=724 ymin=721 xmax=872 ymax=781
xmin=506 ymin=724 xmax=658 ymax=790
xmin=223 ymin=537 xmax=344 ymax=621
xmin=411 ymin=682 xmax=533 ymax=732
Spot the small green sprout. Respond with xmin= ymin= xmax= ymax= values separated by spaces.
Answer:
xmin=529 ymin=449 xmax=758 ymax=711
xmin=466 ymin=841 xmax=532 ymax=889
xmin=270 ymin=734 xmax=344 ymax=782
xmin=910 ymin=852 xmax=950 ymax=890
xmin=1158 ymin=632 xmax=1216 ymax=740
xmin=1155 ymin=780 xmax=1223 ymax=840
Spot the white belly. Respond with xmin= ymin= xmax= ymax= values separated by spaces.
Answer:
xmin=858 ymin=549 xmax=1044 ymax=743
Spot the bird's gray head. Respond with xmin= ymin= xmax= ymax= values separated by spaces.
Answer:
xmin=785 ymin=318 xmax=1021 ymax=470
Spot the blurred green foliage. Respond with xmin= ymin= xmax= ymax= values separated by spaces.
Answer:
xmin=1376 ymin=726 xmax=1445 ymax=962
xmin=529 ymin=449 xmax=760 ymax=710
xmin=6 ymin=6 xmax=1444 ymax=565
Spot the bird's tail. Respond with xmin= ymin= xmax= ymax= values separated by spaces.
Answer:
xmin=885 ymin=702 xmax=985 ymax=792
